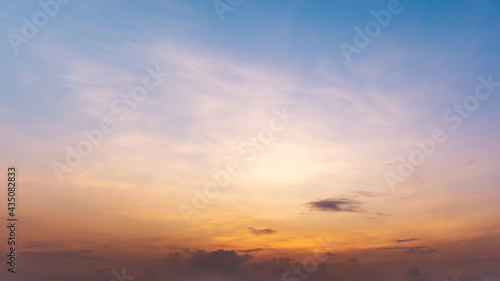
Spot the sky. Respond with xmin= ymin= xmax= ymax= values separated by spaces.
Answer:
xmin=1 ymin=0 xmax=500 ymax=280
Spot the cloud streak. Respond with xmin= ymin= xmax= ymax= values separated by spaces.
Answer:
xmin=394 ymin=238 xmax=419 ymax=243
xmin=306 ymin=198 xmax=364 ymax=213
xmin=247 ymin=227 xmax=277 ymax=235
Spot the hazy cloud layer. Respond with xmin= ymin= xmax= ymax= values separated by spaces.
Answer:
xmin=11 ymin=249 xmax=500 ymax=281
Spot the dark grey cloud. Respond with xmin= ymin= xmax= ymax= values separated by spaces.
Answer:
xmin=239 ymin=248 xmax=263 ymax=253
xmin=187 ymin=250 xmax=251 ymax=272
xmin=247 ymin=227 xmax=277 ymax=235
xmin=306 ymin=198 xmax=364 ymax=213
xmin=394 ymin=238 xmax=419 ymax=243
xmin=250 ymin=257 xmax=296 ymax=275
xmin=378 ymin=246 xmax=425 ymax=250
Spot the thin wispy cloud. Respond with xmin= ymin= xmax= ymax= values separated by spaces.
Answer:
xmin=247 ymin=227 xmax=277 ymax=235
xmin=378 ymin=246 xmax=425 ymax=250
xmin=394 ymin=238 xmax=419 ymax=243
xmin=239 ymin=248 xmax=264 ymax=253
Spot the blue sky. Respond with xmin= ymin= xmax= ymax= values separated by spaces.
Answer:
xmin=2 ymin=0 xmax=500 ymax=134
